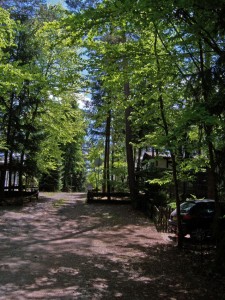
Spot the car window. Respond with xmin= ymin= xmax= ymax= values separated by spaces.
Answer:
xmin=180 ymin=202 xmax=195 ymax=213
xmin=205 ymin=203 xmax=215 ymax=214
xmin=192 ymin=202 xmax=215 ymax=216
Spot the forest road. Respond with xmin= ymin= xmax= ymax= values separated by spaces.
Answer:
xmin=0 ymin=192 xmax=224 ymax=300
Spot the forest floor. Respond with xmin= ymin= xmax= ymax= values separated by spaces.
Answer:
xmin=0 ymin=192 xmax=224 ymax=300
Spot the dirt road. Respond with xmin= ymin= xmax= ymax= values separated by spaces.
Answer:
xmin=0 ymin=192 xmax=224 ymax=299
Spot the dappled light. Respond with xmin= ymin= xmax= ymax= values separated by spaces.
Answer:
xmin=1 ymin=2 xmax=225 ymax=298
xmin=0 ymin=193 xmax=224 ymax=299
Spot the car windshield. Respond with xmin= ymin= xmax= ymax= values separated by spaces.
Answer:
xmin=180 ymin=201 xmax=196 ymax=213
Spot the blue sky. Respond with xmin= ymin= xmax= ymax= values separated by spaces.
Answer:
xmin=47 ymin=0 xmax=66 ymax=5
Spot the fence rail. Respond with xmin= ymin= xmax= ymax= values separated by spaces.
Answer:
xmin=87 ymin=190 xmax=131 ymax=203
xmin=4 ymin=186 xmax=39 ymax=192
xmin=153 ymin=205 xmax=173 ymax=232
xmin=1 ymin=189 xmax=39 ymax=205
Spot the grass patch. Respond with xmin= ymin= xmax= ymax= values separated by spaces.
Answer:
xmin=52 ymin=198 xmax=65 ymax=208
xmin=42 ymin=192 xmax=56 ymax=197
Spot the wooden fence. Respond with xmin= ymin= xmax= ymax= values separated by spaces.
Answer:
xmin=1 ymin=189 xmax=39 ymax=205
xmin=152 ymin=205 xmax=173 ymax=233
xmin=87 ymin=190 xmax=131 ymax=203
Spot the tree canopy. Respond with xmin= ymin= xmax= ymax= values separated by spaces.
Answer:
xmin=61 ymin=0 xmax=225 ymax=249
xmin=0 ymin=2 xmax=86 ymax=194
xmin=1 ymin=0 xmax=225 ymax=265
xmin=64 ymin=0 xmax=225 ymax=197
xmin=1 ymin=0 xmax=225 ymax=198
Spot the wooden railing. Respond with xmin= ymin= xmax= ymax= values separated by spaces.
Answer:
xmin=87 ymin=190 xmax=131 ymax=203
xmin=4 ymin=186 xmax=39 ymax=192
xmin=1 ymin=188 xmax=39 ymax=205
xmin=153 ymin=205 xmax=173 ymax=233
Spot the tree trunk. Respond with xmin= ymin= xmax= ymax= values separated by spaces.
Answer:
xmin=124 ymin=82 xmax=138 ymax=207
xmin=8 ymin=151 xmax=13 ymax=192
xmin=158 ymin=94 xmax=183 ymax=248
xmin=0 ymin=148 xmax=10 ymax=199
xmin=171 ymin=153 xmax=183 ymax=248
xmin=102 ymin=110 xmax=111 ymax=200
xmin=199 ymin=40 xmax=218 ymax=201
xmin=136 ymin=148 xmax=142 ymax=173
xmin=19 ymin=152 xmax=25 ymax=193
xmin=0 ymin=93 xmax=15 ymax=198
xmin=153 ymin=27 xmax=183 ymax=247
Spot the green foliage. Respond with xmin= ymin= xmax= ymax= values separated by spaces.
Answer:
xmin=168 ymin=202 xmax=176 ymax=209
xmin=59 ymin=0 xmax=225 ymax=213
xmin=1 ymin=0 xmax=225 ymax=202
xmin=0 ymin=7 xmax=15 ymax=50
xmin=0 ymin=3 xmax=86 ymax=193
xmin=39 ymin=168 xmax=62 ymax=192
xmin=147 ymin=170 xmax=173 ymax=187
xmin=52 ymin=198 xmax=65 ymax=208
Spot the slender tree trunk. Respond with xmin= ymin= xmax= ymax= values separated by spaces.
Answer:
xmin=0 ymin=153 xmax=7 ymax=198
xmin=170 ymin=153 xmax=183 ymax=247
xmin=19 ymin=152 xmax=25 ymax=193
xmin=8 ymin=151 xmax=13 ymax=192
xmin=111 ymin=147 xmax=114 ymax=192
xmin=205 ymin=127 xmax=217 ymax=200
xmin=124 ymin=82 xmax=138 ymax=206
xmin=198 ymin=40 xmax=222 ymax=254
xmin=158 ymin=94 xmax=183 ymax=248
xmin=154 ymin=28 xmax=183 ymax=247
xmin=102 ymin=110 xmax=111 ymax=200
xmin=136 ymin=148 xmax=142 ymax=173
xmin=0 ymin=93 xmax=14 ymax=199
xmin=199 ymin=40 xmax=218 ymax=201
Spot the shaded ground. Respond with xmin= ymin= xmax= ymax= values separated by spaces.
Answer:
xmin=0 ymin=192 xmax=224 ymax=300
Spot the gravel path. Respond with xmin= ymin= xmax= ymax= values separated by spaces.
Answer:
xmin=0 ymin=192 xmax=224 ymax=300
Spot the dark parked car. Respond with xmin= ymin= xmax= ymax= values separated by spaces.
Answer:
xmin=168 ymin=199 xmax=225 ymax=240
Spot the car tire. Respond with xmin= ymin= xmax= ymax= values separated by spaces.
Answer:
xmin=190 ymin=228 xmax=207 ymax=242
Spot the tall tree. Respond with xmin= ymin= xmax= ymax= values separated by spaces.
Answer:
xmin=64 ymin=0 xmax=225 ymax=206
xmin=0 ymin=3 xmax=85 ymax=196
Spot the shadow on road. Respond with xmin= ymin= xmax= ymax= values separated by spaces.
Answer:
xmin=0 ymin=192 xmax=224 ymax=299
